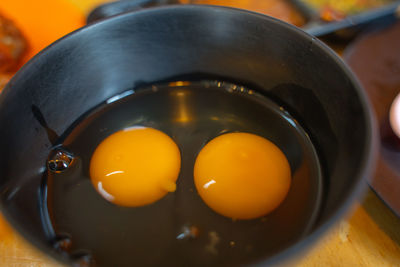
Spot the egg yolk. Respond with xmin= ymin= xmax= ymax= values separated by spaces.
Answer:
xmin=90 ymin=127 xmax=181 ymax=207
xmin=194 ymin=132 xmax=291 ymax=220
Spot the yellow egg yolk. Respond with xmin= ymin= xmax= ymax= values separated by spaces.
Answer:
xmin=90 ymin=127 xmax=181 ymax=207
xmin=194 ymin=132 xmax=291 ymax=220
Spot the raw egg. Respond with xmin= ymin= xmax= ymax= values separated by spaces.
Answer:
xmin=390 ymin=93 xmax=400 ymax=138
xmin=194 ymin=132 xmax=291 ymax=220
xmin=89 ymin=127 xmax=181 ymax=207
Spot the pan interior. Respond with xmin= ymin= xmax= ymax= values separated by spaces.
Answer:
xmin=44 ymin=80 xmax=323 ymax=266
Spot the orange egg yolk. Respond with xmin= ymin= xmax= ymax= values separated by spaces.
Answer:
xmin=90 ymin=127 xmax=181 ymax=207
xmin=194 ymin=132 xmax=291 ymax=220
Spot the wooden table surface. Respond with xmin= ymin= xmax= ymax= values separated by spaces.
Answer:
xmin=0 ymin=0 xmax=400 ymax=266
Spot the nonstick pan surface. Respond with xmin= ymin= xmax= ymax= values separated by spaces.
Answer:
xmin=0 ymin=5 xmax=376 ymax=266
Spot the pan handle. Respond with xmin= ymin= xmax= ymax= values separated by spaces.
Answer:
xmin=305 ymin=2 xmax=400 ymax=37
xmin=87 ymin=0 xmax=180 ymax=24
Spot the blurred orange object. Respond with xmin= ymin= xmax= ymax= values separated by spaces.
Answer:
xmin=0 ymin=13 xmax=29 ymax=72
xmin=0 ymin=214 xmax=12 ymax=241
xmin=0 ymin=0 xmax=85 ymax=62
xmin=181 ymin=0 xmax=306 ymax=26
xmin=68 ymin=0 xmax=112 ymax=15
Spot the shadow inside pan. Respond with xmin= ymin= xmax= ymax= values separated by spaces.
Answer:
xmin=43 ymin=80 xmax=323 ymax=266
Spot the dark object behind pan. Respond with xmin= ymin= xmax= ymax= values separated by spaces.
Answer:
xmin=345 ymin=21 xmax=400 ymax=217
xmin=87 ymin=0 xmax=400 ymax=39
xmin=0 ymin=5 xmax=376 ymax=266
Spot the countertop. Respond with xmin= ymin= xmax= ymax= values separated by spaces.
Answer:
xmin=0 ymin=0 xmax=399 ymax=266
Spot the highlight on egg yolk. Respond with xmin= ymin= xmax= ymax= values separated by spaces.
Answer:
xmin=194 ymin=132 xmax=291 ymax=220
xmin=89 ymin=127 xmax=181 ymax=207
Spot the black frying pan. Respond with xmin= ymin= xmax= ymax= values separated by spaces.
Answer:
xmin=0 ymin=3 xmax=376 ymax=266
